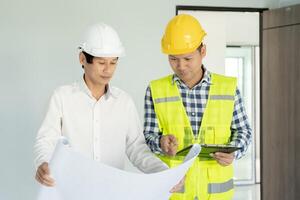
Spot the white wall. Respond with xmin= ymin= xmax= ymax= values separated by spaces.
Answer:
xmin=277 ymin=0 xmax=300 ymax=7
xmin=0 ymin=0 xmax=282 ymax=199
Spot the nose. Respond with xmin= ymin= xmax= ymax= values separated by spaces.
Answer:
xmin=177 ymin=59 xmax=185 ymax=70
xmin=102 ymin=63 xmax=114 ymax=74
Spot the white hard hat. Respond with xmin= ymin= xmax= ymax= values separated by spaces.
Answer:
xmin=79 ymin=23 xmax=125 ymax=57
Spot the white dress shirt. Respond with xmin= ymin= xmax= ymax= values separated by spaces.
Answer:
xmin=34 ymin=77 xmax=168 ymax=173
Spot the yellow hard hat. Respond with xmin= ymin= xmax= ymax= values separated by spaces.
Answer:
xmin=161 ymin=14 xmax=207 ymax=55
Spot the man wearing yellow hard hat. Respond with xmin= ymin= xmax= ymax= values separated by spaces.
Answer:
xmin=144 ymin=14 xmax=252 ymax=200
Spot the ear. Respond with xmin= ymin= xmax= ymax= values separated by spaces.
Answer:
xmin=200 ymin=44 xmax=207 ymax=57
xmin=79 ymin=52 xmax=85 ymax=65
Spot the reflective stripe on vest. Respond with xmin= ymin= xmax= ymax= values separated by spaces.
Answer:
xmin=208 ymin=179 xmax=234 ymax=194
xmin=210 ymin=95 xmax=234 ymax=100
xmin=154 ymin=96 xmax=180 ymax=104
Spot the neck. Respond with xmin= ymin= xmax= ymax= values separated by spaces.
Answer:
xmin=84 ymin=76 xmax=106 ymax=100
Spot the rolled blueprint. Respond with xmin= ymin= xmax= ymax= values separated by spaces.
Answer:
xmin=37 ymin=138 xmax=201 ymax=200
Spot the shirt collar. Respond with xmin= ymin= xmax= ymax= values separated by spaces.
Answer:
xmin=172 ymin=65 xmax=212 ymax=86
xmin=79 ymin=75 xmax=118 ymax=100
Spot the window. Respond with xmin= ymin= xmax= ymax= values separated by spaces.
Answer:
xmin=225 ymin=46 xmax=260 ymax=184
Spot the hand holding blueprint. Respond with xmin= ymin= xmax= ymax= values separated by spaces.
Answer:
xmin=37 ymin=138 xmax=201 ymax=200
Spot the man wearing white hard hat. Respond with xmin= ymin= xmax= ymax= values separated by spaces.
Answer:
xmin=34 ymin=23 xmax=182 ymax=191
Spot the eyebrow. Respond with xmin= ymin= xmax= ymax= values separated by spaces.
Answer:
xmin=98 ymin=58 xmax=118 ymax=62
xmin=170 ymin=56 xmax=192 ymax=59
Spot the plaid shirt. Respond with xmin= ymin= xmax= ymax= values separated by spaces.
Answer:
xmin=143 ymin=68 xmax=252 ymax=159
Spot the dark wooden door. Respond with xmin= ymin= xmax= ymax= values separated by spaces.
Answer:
xmin=262 ymin=4 xmax=300 ymax=200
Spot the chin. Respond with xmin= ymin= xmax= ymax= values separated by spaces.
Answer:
xmin=179 ymin=74 xmax=189 ymax=81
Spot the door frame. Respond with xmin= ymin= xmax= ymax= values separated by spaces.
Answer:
xmin=175 ymin=5 xmax=267 ymax=199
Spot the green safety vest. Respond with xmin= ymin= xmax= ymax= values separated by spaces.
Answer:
xmin=150 ymin=73 xmax=237 ymax=200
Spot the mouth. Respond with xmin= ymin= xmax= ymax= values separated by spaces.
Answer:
xmin=100 ymin=76 xmax=111 ymax=79
xmin=178 ymin=71 xmax=187 ymax=76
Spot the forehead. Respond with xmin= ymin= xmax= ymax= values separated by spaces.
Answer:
xmin=169 ymin=50 xmax=198 ymax=59
xmin=93 ymin=57 xmax=118 ymax=62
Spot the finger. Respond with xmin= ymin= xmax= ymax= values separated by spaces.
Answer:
xmin=215 ymin=157 xmax=231 ymax=166
xmin=168 ymin=148 xmax=177 ymax=156
xmin=215 ymin=152 xmax=234 ymax=158
xmin=210 ymin=153 xmax=231 ymax=166
xmin=38 ymin=168 xmax=55 ymax=183
xmin=163 ymin=136 xmax=171 ymax=146
xmin=36 ymin=172 xmax=54 ymax=186
xmin=178 ymin=179 xmax=184 ymax=187
xmin=41 ymin=163 xmax=50 ymax=175
xmin=38 ymin=170 xmax=55 ymax=185
xmin=214 ymin=152 xmax=227 ymax=159
xmin=161 ymin=139 xmax=170 ymax=152
xmin=169 ymin=135 xmax=178 ymax=144
xmin=42 ymin=179 xmax=55 ymax=187
xmin=35 ymin=173 xmax=43 ymax=184
xmin=163 ymin=143 xmax=171 ymax=153
xmin=37 ymin=169 xmax=45 ymax=181
xmin=170 ymin=184 xmax=180 ymax=193
xmin=216 ymin=158 xmax=229 ymax=166
xmin=43 ymin=175 xmax=55 ymax=184
xmin=170 ymin=186 xmax=177 ymax=193
xmin=214 ymin=153 xmax=234 ymax=165
xmin=218 ymin=161 xmax=227 ymax=166
xmin=170 ymin=179 xmax=185 ymax=193
xmin=41 ymin=176 xmax=55 ymax=187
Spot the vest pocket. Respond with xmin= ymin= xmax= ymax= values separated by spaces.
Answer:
xmin=202 ymin=126 xmax=231 ymax=144
xmin=164 ymin=125 xmax=193 ymax=151
xmin=170 ymin=159 xmax=198 ymax=199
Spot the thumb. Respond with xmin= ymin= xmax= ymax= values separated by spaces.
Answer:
xmin=169 ymin=135 xmax=177 ymax=144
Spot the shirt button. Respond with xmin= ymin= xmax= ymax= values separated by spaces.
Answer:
xmin=192 ymin=112 xmax=195 ymax=116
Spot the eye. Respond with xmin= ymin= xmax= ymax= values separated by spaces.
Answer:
xmin=170 ymin=57 xmax=177 ymax=61
xmin=98 ymin=62 xmax=105 ymax=65
xmin=184 ymin=58 xmax=192 ymax=61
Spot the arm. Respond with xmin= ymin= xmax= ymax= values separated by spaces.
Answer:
xmin=34 ymin=90 xmax=62 ymax=185
xmin=229 ymin=88 xmax=252 ymax=159
xmin=212 ymin=88 xmax=252 ymax=165
xmin=143 ymin=86 xmax=178 ymax=156
xmin=125 ymin=97 xmax=168 ymax=173
xmin=143 ymin=86 xmax=163 ymax=154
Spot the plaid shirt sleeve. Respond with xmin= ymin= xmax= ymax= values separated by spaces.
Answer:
xmin=143 ymin=86 xmax=164 ymax=154
xmin=229 ymin=88 xmax=253 ymax=159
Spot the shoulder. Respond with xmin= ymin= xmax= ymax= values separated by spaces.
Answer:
xmin=109 ymin=86 xmax=135 ymax=105
xmin=210 ymin=72 xmax=237 ymax=84
xmin=150 ymin=74 xmax=173 ymax=85
xmin=53 ymin=82 xmax=80 ymax=96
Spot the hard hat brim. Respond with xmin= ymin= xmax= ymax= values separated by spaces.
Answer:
xmin=78 ymin=46 xmax=125 ymax=58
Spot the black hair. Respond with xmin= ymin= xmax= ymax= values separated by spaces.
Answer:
xmin=82 ymin=51 xmax=94 ymax=69
xmin=197 ymin=43 xmax=204 ymax=52
xmin=82 ymin=51 xmax=94 ymax=63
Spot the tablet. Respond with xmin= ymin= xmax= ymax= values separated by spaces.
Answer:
xmin=176 ymin=144 xmax=242 ymax=157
